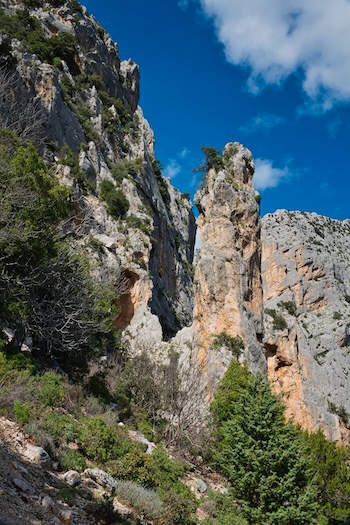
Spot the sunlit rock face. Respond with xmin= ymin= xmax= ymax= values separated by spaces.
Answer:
xmin=193 ymin=143 xmax=266 ymax=400
xmin=262 ymin=210 xmax=350 ymax=443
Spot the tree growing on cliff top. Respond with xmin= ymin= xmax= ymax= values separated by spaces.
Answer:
xmin=210 ymin=363 xmax=319 ymax=524
xmin=193 ymin=146 xmax=224 ymax=175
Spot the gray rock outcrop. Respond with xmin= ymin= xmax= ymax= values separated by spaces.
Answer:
xmin=262 ymin=210 xmax=350 ymax=442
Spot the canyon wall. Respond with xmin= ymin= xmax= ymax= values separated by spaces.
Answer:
xmin=1 ymin=0 xmax=196 ymax=341
xmin=262 ymin=210 xmax=350 ymax=442
xmin=193 ymin=143 xmax=266 ymax=398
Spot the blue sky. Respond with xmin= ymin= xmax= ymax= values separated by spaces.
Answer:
xmin=83 ymin=0 xmax=350 ymax=220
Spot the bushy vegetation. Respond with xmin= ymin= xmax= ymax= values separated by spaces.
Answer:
xmin=279 ymin=300 xmax=297 ymax=316
xmin=59 ymin=72 xmax=132 ymax=144
xmin=0 ymin=8 xmax=78 ymax=72
xmin=113 ymin=480 xmax=164 ymax=520
xmin=211 ymin=332 xmax=244 ymax=358
xmin=209 ymin=361 xmax=350 ymax=524
xmin=0 ymin=348 xmax=197 ymax=523
xmin=265 ymin=308 xmax=288 ymax=330
xmin=194 ymin=146 xmax=224 ymax=174
xmin=0 ymin=130 xmax=121 ymax=362
xmin=110 ymin=157 xmax=143 ymax=184
xmin=152 ymin=159 xmax=171 ymax=211
xmin=99 ymin=179 xmax=129 ymax=219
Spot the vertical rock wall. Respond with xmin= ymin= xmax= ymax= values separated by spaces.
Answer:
xmin=262 ymin=210 xmax=350 ymax=442
xmin=193 ymin=143 xmax=266 ymax=398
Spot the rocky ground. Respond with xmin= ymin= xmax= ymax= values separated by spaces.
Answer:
xmin=0 ymin=418 xmax=225 ymax=524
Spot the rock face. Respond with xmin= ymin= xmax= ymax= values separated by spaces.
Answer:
xmin=262 ymin=210 xmax=350 ymax=442
xmin=2 ymin=0 xmax=196 ymax=339
xmin=193 ymin=143 xmax=266 ymax=399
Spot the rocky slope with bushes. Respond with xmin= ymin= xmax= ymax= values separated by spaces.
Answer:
xmin=1 ymin=0 xmax=350 ymax=523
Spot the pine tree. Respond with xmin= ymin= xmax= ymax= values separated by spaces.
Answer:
xmin=211 ymin=367 xmax=320 ymax=524
xmin=304 ymin=429 xmax=350 ymax=522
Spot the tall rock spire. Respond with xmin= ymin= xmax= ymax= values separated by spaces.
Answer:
xmin=193 ymin=142 xmax=266 ymax=398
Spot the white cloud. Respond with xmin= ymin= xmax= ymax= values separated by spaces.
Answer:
xmin=199 ymin=0 xmax=350 ymax=109
xmin=163 ymin=147 xmax=191 ymax=179
xmin=253 ymin=159 xmax=291 ymax=190
xmin=164 ymin=159 xmax=181 ymax=179
xmin=240 ymin=113 xmax=285 ymax=134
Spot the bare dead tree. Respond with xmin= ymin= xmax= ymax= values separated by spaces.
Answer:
xmin=117 ymin=343 xmax=206 ymax=449
xmin=0 ymin=67 xmax=46 ymax=145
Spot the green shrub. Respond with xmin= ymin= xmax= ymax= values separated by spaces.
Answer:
xmin=211 ymin=333 xmax=244 ymax=358
xmin=328 ymin=401 xmax=349 ymax=427
xmin=201 ymin=492 xmax=248 ymax=525
xmin=152 ymin=159 xmax=171 ymax=210
xmin=210 ymin=366 xmax=319 ymax=523
xmin=114 ymin=480 xmax=164 ymax=520
xmin=110 ymin=158 xmax=143 ymax=185
xmin=86 ymin=373 xmax=112 ymax=404
xmin=58 ymin=486 xmax=78 ymax=505
xmin=70 ymin=0 xmax=83 ymax=13
xmin=23 ymin=0 xmax=43 ymax=7
xmin=0 ymin=351 xmax=37 ymax=376
xmin=125 ymin=215 xmax=151 ymax=235
xmin=265 ymin=308 xmax=288 ymax=330
xmin=303 ymin=429 xmax=350 ymax=522
xmin=0 ymin=8 xmax=77 ymax=69
xmin=99 ymin=179 xmax=129 ymax=219
xmin=59 ymin=449 xmax=87 ymax=472
xmin=39 ymin=372 xmax=65 ymax=407
xmin=48 ymin=0 xmax=67 ymax=7
xmin=333 ymin=311 xmax=342 ymax=320
xmin=279 ymin=300 xmax=297 ymax=316
xmin=151 ymin=445 xmax=186 ymax=488
xmin=102 ymin=108 xmax=118 ymax=135
xmin=43 ymin=413 xmax=77 ymax=441
xmin=194 ymin=146 xmax=224 ymax=175
xmin=99 ymin=92 xmax=130 ymax=127
xmin=161 ymin=490 xmax=197 ymax=525
xmin=210 ymin=360 xmax=252 ymax=427
xmin=13 ymin=400 xmax=31 ymax=424
xmin=107 ymin=446 xmax=158 ymax=487
xmin=77 ymin=417 xmax=131 ymax=463
xmin=59 ymin=146 xmax=85 ymax=181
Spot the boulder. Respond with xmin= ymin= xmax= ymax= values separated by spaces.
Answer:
xmin=23 ymin=444 xmax=51 ymax=467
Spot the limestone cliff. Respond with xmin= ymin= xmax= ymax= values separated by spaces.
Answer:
xmin=192 ymin=143 xmax=266 ymax=399
xmin=262 ymin=210 xmax=350 ymax=442
xmin=0 ymin=0 xmax=196 ymax=338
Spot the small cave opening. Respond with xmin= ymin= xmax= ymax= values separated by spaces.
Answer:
xmin=114 ymin=270 xmax=139 ymax=332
